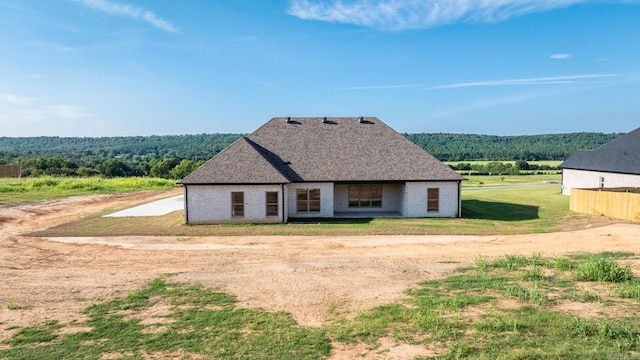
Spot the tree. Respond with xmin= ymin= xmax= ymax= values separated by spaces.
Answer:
xmin=150 ymin=157 xmax=181 ymax=179
xmin=515 ymin=160 xmax=530 ymax=171
xmin=98 ymin=159 xmax=132 ymax=178
xmin=168 ymin=159 xmax=204 ymax=180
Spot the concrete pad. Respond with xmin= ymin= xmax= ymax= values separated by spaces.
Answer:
xmin=105 ymin=195 xmax=183 ymax=217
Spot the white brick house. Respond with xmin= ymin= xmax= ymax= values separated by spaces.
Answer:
xmin=179 ymin=117 xmax=465 ymax=224
xmin=560 ymin=127 xmax=640 ymax=196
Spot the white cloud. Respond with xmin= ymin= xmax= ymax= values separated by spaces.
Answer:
xmin=73 ymin=0 xmax=179 ymax=33
xmin=288 ymin=0 xmax=592 ymax=30
xmin=0 ymin=93 xmax=35 ymax=105
xmin=338 ymin=74 xmax=622 ymax=91
xmin=0 ymin=93 xmax=97 ymax=135
xmin=429 ymin=74 xmax=621 ymax=89
xmin=550 ymin=53 xmax=572 ymax=59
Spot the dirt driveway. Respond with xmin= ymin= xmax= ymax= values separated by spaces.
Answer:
xmin=1 ymin=189 xmax=639 ymax=358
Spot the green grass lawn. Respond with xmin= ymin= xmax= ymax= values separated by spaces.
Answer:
xmin=0 ymin=177 xmax=178 ymax=204
xmin=462 ymin=173 xmax=561 ymax=187
xmin=3 ymin=252 xmax=640 ymax=359
xmin=34 ymin=184 xmax=613 ymax=237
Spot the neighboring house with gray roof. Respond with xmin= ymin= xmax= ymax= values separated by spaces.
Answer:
xmin=179 ymin=117 xmax=465 ymax=224
xmin=560 ymin=127 xmax=640 ymax=195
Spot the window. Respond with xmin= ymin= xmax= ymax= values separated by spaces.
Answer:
xmin=600 ymin=176 xmax=605 ymax=188
xmin=231 ymin=192 xmax=244 ymax=217
xmin=266 ymin=191 xmax=279 ymax=216
xmin=296 ymin=188 xmax=320 ymax=212
xmin=348 ymin=184 xmax=382 ymax=207
xmin=427 ymin=188 xmax=439 ymax=212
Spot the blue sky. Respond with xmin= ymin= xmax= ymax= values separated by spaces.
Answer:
xmin=1 ymin=0 xmax=639 ymax=137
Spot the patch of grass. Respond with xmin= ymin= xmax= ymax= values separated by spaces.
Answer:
xmin=617 ymin=279 xmax=640 ymax=301
xmin=478 ymin=253 xmax=549 ymax=271
xmin=5 ymin=254 xmax=640 ymax=359
xmin=330 ymin=254 xmax=640 ymax=358
xmin=506 ymin=283 xmax=548 ymax=305
xmin=569 ymin=251 xmax=635 ymax=261
xmin=5 ymin=298 xmax=25 ymax=310
xmin=9 ymin=320 xmax=60 ymax=346
xmin=1 ymin=277 xmax=330 ymax=360
xmin=552 ymin=257 xmax=575 ymax=271
xmin=0 ymin=177 xmax=177 ymax=204
xmin=574 ymin=257 xmax=633 ymax=283
xmin=564 ymin=289 xmax=606 ymax=304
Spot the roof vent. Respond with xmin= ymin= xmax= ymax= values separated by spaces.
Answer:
xmin=286 ymin=117 xmax=293 ymax=123
xmin=322 ymin=117 xmax=329 ymax=123
xmin=359 ymin=116 xmax=374 ymax=124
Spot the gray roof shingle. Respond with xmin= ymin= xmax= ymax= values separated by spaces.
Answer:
xmin=560 ymin=127 xmax=640 ymax=175
xmin=181 ymin=117 xmax=464 ymax=184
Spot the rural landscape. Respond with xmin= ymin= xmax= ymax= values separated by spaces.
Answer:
xmin=2 ymin=130 xmax=640 ymax=359
xmin=3 ymin=0 xmax=640 ymax=359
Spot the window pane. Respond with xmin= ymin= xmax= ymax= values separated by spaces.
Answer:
xmin=297 ymin=188 xmax=320 ymax=212
xmin=348 ymin=185 xmax=359 ymax=207
xmin=266 ymin=191 xmax=278 ymax=216
xmin=309 ymin=200 xmax=320 ymax=212
xmin=266 ymin=191 xmax=278 ymax=203
xmin=370 ymin=185 xmax=382 ymax=207
xmin=266 ymin=204 xmax=278 ymax=216
xmin=231 ymin=192 xmax=244 ymax=217
xmin=309 ymin=189 xmax=320 ymax=211
xmin=296 ymin=189 xmax=307 ymax=212
xmin=232 ymin=192 xmax=243 ymax=204
xmin=427 ymin=188 xmax=439 ymax=212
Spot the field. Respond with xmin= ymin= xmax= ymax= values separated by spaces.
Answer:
xmin=446 ymin=160 xmax=563 ymax=168
xmin=0 ymin=177 xmax=177 ymax=204
xmin=2 ymin=181 xmax=640 ymax=359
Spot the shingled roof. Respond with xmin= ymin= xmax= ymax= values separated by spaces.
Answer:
xmin=180 ymin=117 xmax=464 ymax=184
xmin=560 ymin=127 xmax=640 ymax=175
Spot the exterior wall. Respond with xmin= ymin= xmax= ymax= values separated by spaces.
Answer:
xmin=562 ymin=169 xmax=640 ymax=196
xmin=570 ymin=188 xmax=640 ymax=222
xmin=185 ymin=184 xmax=284 ymax=224
xmin=333 ymin=183 xmax=403 ymax=213
xmin=403 ymin=181 xmax=460 ymax=218
xmin=286 ymin=182 xmax=334 ymax=218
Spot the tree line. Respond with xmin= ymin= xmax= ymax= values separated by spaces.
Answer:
xmin=0 ymin=132 xmax=621 ymax=178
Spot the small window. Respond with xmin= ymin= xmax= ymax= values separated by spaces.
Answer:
xmin=427 ymin=188 xmax=439 ymax=212
xmin=600 ymin=176 xmax=605 ymax=188
xmin=266 ymin=191 xmax=278 ymax=216
xmin=296 ymin=188 xmax=321 ymax=212
xmin=231 ymin=192 xmax=244 ymax=217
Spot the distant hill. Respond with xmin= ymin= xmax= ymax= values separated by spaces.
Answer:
xmin=0 ymin=132 xmax=623 ymax=177
xmin=404 ymin=132 xmax=623 ymax=161
xmin=0 ymin=132 xmax=621 ymax=161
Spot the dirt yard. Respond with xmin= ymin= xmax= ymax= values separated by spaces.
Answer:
xmin=1 ymin=188 xmax=639 ymax=359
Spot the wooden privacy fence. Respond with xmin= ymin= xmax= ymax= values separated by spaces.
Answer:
xmin=570 ymin=188 xmax=640 ymax=222
xmin=0 ymin=165 xmax=22 ymax=178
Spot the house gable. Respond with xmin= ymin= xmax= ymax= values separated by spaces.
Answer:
xmin=180 ymin=137 xmax=290 ymax=184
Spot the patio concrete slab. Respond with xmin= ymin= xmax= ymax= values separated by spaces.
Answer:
xmin=105 ymin=195 xmax=183 ymax=217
